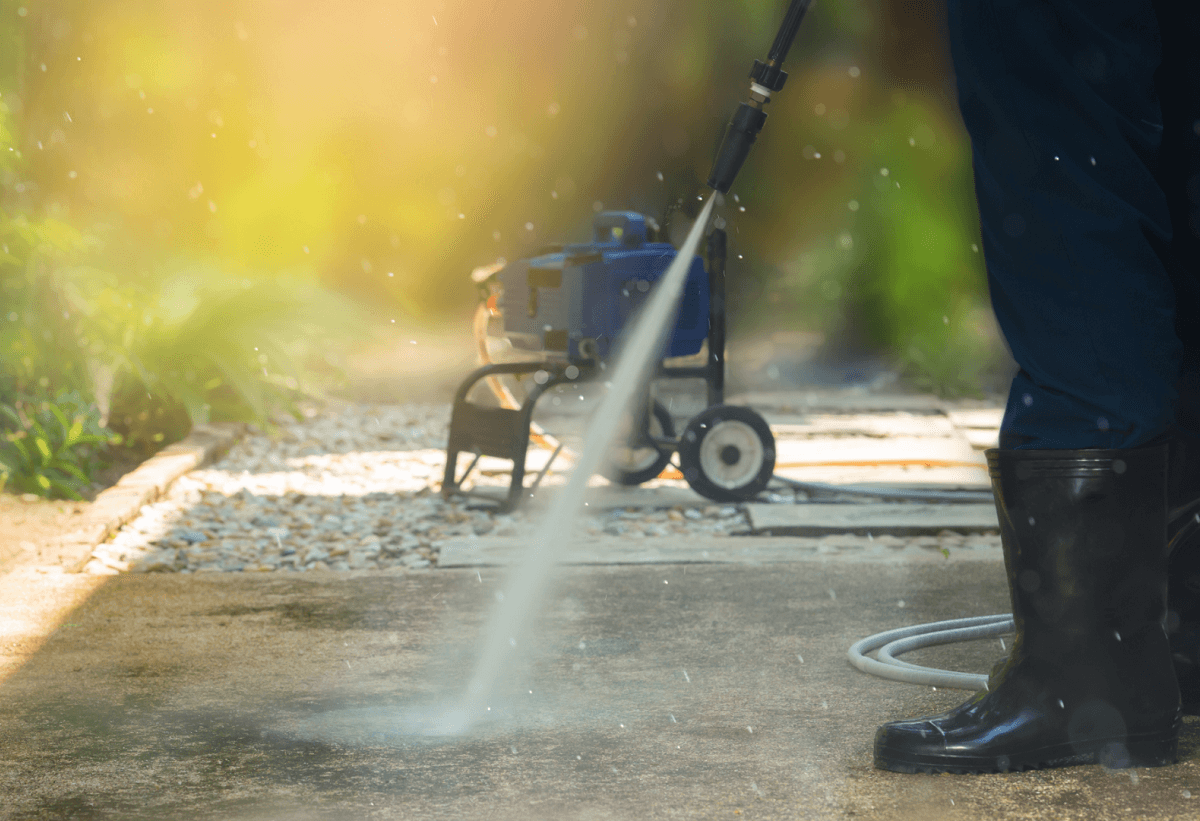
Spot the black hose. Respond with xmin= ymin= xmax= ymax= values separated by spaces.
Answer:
xmin=767 ymin=0 xmax=814 ymax=66
xmin=770 ymin=474 xmax=994 ymax=504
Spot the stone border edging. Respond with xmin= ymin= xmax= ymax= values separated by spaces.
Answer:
xmin=50 ymin=423 xmax=246 ymax=572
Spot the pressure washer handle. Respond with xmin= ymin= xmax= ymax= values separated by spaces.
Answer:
xmin=707 ymin=0 xmax=812 ymax=194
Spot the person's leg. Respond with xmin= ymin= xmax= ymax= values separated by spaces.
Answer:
xmin=950 ymin=0 xmax=1181 ymax=450
xmin=1150 ymin=0 xmax=1200 ymax=713
xmin=874 ymin=0 xmax=1182 ymax=773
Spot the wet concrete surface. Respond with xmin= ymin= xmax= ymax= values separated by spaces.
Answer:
xmin=2 ymin=558 xmax=1199 ymax=820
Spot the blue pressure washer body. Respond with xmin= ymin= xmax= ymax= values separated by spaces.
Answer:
xmin=498 ymin=211 xmax=710 ymax=362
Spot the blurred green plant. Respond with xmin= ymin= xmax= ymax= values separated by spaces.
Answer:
xmin=81 ymin=258 xmax=362 ymax=455
xmin=0 ymin=389 xmax=118 ymax=499
xmin=840 ymin=94 xmax=1006 ymax=397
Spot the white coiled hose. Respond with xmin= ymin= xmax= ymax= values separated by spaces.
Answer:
xmin=848 ymin=614 xmax=1015 ymax=690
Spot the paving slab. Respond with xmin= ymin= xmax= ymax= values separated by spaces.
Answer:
xmin=731 ymin=390 xmax=948 ymax=414
xmin=768 ymin=415 xmax=958 ymax=438
xmin=744 ymin=504 xmax=1000 ymax=536
xmin=436 ymin=535 xmax=1003 ymax=568
xmin=2 ymin=556 xmax=1199 ymax=820
xmin=945 ymin=409 xmax=1006 ymax=430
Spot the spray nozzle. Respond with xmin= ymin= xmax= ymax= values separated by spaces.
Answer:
xmin=707 ymin=102 xmax=768 ymax=194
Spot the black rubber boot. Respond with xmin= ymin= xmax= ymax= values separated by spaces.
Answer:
xmin=874 ymin=446 xmax=1181 ymax=774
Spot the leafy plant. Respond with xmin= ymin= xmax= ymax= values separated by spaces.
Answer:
xmin=84 ymin=260 xmax=362 ymax=454
xmin=0 ymin=390 xmax=119 ymax=499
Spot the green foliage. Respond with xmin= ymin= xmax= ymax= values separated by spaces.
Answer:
xmin=0 ymin=390 xmax=118 ymax=499
xmin=842 ymin=95 xmax=1006 ymax=396
xmin=758 ymin=87 xmax=1010 ymax=397
xmin=86 ymin=259 xmax=361 ymax=454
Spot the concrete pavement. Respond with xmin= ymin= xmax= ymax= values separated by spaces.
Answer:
xmin=2 ymin=547 xmax=1198 ymax=820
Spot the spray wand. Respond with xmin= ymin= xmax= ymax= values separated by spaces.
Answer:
xmin=707 ymin=0 xmax=813 ymax=194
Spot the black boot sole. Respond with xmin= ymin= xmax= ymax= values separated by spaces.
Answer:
xmin=874 ymin=723 xmax=1180 ymax=774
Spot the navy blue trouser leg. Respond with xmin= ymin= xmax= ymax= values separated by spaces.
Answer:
xmin=946 ymin=0 xmax=1200 ymax=450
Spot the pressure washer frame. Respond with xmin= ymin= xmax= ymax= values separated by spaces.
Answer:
xmin=441 ymin=228 xmax=728 ymax=512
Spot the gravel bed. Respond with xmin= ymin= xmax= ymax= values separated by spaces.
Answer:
xmin=82 ymin=401 xmax=779 ymax=575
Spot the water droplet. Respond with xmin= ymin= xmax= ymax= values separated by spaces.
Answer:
xmin=656 ymin=171 xmax=664 ymax=181
xmin=669 ymin=713 xmax=677 ymax=723
xmin=1097 ymin=417 xmax=1110 ymax=430
xmin=738 ymin=206 xmax=746 ymax=212
xmin=746 ymin=726 xmax=753 ymax=733
xmin=1028 ymin=516 xmax=1036 ymax=526
xmin=1023 ymin=393 xmax=1033 ymax=407
xmin=848 ymin=66 xmax=860 ymax=77
xmin=943 ymin=316 xmax=949 ymax=325
xmin=1054 ymin=155 xmax=1060 ymax=161
xmin=848 ymin=200 xmax=859 ymax=211
xmin=525 ymin=222 xmax=534 ymax=231
xmin=909 ymin=137 xmax=916 ymax=146
xmin=828 ymin=588 xmax=837 ymax=600
xmin=797 ymin=654 xmax=804 ymax=663
xmin=1090 ymin=156 xmax=1097 ymax=166
xmin=898 ymin=600 xmax=906 ymax=608
xmin=971 ymin=243 xmax=979 ymax=252
xmin=682 ymin=670 xmax=690 ymax=682
xmin=879 ymin=167 xmax=889 ymax=176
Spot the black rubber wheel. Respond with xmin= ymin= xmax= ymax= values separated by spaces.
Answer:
xmin=678 ymin=404 xmax=775 ymax=502
xmin=602 ymin=400 xmax=676 ymax=486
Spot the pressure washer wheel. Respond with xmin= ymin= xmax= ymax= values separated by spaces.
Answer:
xmin=678 ymin=404 xmax=775 ymax=502
xmin=602 ymin=400 xmax=676 ymax=486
